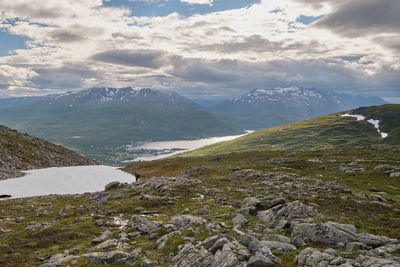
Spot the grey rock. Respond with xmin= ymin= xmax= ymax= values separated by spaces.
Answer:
xmin=262 ymin=234 xmax=291 ymax=244
xmin=171 ymin=243 xmax=213 ymax=267
xmin=357 ymin=232 xmax=398 ymax=248
xmin=390 ymin=172 xmax=400 ymax=178
xmin=40 ymin=253 xmax=78 ymax=267
xmin=233 ymin=214 xmax=248 ymax=228
xmin=261 ymin=240 xmax=296 ymax=252
xmin=105 ymin=181 xmax=121 ymax=191
xmin=26 ymin=221 xmax=51 ymax=232
xmin=297 ymin=247 xmax=356 ymax=267
xmin=134 ymin=216 xmax=163 ymax=234
xmin=257 ymin=201 xmax=318 ymax=231
xmin=169 ymin=215 xmax=206 ymax=229
xmin=292 ymin=222 xmax=358 ymax=246
xmin=247 ymin=252 xmax=277 ymax=267
xmin=210 ymin=244 xmax=242 ymax=267
xmin=83 ymin=251 xmax=132 ymax=265
xmin=240 ymin=234 xmax=263 ymax=253
xmin=93 ymin=239 xmax=119 ymax=251
xmin=209 ymin=237 xmax=229 ymax=254
xmin=203 ymin=235 xmax=220 ymax=250
xmin=91 ymin=230 xmax=112 ymax=244
xmin=357 ymin=255 xmax=400 ymax=267
xmin=292 ymin=236 xmax=306 ymax=248
xmin=198 ymin=208 xmax=211 ymax=215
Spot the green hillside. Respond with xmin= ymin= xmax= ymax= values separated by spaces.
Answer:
xmin=181 ymin=104 xmax=400 ymax=157
xmin=0 ymin=102 xmax=237 ymax=164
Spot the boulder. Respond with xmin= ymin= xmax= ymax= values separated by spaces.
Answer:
xmin=26 ymin=221 xmax=51 ymax=232
xmin=83 ymin=251 xmax=132 ymax=265
xmin=169 ymin=215 xmax=206 ymax=229
xmin=247 ymin=252 xmax=277 ymax=267
xmin=262 ymin=234 xmax=291 ymax=244
xmin=232 ymin=214 xmax=248 ymax=228
xmin=91 ymin=230 xmax=112 ymax=244
xmin=40 ymin=253 xmax=78 ymax=267
xmin=105 ymin=181 xmax=121 ymax=191
xmin=134 ymin=216 xmax=162 ymax=234
xmin=171 ymin=243 xmax=213 ymax=267
xmin=357 ymin=255 xmax=400 ymax=267
xmin=297 ymin=247 xmax=356 ymax=267
xmin=92 ymin=239 xmax=119 ymax=251
xmin=210 ymin=244 xmax=242 ymax=267
xmin=261 ymin=241 xmax=296 ymax=252
xmin=292 ymin=222 xmax=358 ymax=246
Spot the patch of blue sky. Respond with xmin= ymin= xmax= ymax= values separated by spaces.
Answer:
xmin=0 ymin=30 xmax=29 ymax=57
xmin=104 ymin=0 xmax=261 ymax=17
xmin=296 ymin=15 xmax=324 ymax=25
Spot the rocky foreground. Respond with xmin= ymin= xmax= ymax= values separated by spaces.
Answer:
xmin=0 ymin=148 xmax=400 ymax=266
xmin=0 ymin=125 xmax=97 ymax=180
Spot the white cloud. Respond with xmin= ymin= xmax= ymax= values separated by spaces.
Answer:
xmin=0 ymin=0 xmax=398 ymax=100
xmin=180 ymin=0 xmax=213 ymax=6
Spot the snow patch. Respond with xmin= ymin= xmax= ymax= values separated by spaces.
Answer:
xmin=341 ymin=114 xmax=388 ymax=138
xmin=367 ymin=119 xmax=388 ymax=138
xmin=341 ymin=114 xmax=365 ymax=121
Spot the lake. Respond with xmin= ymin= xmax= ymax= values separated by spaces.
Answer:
xmin=0 ymin=165 xmax=135 ymax=199
xmin=126 ymin=131 xmax=253 ymax=162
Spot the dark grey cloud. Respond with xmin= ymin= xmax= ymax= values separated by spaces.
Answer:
xmin=195 ymin=35 xmax=327 ymax=55
xmin=49 ymin=25 xmax=105 ymax=43
xmin=374 ymin=35 xmax=400 ymax=52
xmin=314 ymin=0 xmax=400 ymax=37
xmin=31 ymin=64 xmax=98 ymax=89
xmin=166 ymin=56 xmax=400 ymax=100
xmin=90 ymin=49 xmax=168 ymax=69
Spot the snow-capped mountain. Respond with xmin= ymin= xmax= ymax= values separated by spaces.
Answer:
xmin=44 ymin=87 xmax=196 ymax=107
xmin=210 ymin=86 xmax=388 ymax=130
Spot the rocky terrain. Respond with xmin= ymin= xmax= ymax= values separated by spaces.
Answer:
xmin=0 ymin=125 xmax=97 ymax=180
xmin=1 ymin=147 xmax=399 ymax=266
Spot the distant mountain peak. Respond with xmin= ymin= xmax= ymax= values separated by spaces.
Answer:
xmin=46 ymin=87 xmax=194 ymax=106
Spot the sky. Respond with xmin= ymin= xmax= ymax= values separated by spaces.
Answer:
xmin=0 ymin=0 xmax=399 ymax=102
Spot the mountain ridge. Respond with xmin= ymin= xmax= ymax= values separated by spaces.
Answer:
xmin=209 ymin=86 xmax=388 ymax=130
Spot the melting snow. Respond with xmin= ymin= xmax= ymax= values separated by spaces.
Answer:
xmin=341 ymin=114 xmax=365 ymax=121
xmin=0 ymin=165 xmax=136 ymax=199
xmin=367 ymin=119 xmax=388 ymax=138
xmin=341 ymin=114 xmax=388 ymax=138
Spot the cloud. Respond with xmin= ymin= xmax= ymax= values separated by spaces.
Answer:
xmin=90 ymin=50 xmax=168 ymax=69
xmin=314 ymin=0 xmax=400 ymax=37
xmin=49 ymin=25 xmax=105 ymax=43
xmin=180 ymin=0 xmax=213 ymax=6
xmin=0 ymin=0 xmax=398 ymax=101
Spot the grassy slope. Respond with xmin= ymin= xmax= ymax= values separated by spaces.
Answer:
xmin=181 ymin=104 xmax=400 ymax=157
xmin=1 ymin=148 xmax=400 ymax=266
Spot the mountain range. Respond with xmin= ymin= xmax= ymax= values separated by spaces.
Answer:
xmin=0 ymin=86 xmax=388 ymax=164
xmin=0 ymin=87 xmax=237 ymax=164
xmin=208 ymin=86 xmax=387 ymax=130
